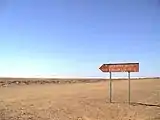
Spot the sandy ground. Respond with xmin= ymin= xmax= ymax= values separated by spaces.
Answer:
xmin=0 ymin=79 xmax=160 ymax=120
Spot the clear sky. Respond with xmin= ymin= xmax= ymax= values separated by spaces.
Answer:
xmin=0 ymin=0 xmax=159 ymax=78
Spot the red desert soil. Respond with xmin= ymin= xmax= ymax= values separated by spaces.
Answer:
xmin=0 ymin=79 xmax=160 ymax=120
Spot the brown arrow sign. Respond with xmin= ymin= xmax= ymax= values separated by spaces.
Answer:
xmin=99 ymin=62 xmax=139 ymax=104
xmin=99 ymin=63 xmax=139 ymax=72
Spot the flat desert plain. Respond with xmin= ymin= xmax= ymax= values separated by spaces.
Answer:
xmin=0 ymin=79 xmax=160 ymax=120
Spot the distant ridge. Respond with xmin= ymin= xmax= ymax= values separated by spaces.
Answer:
xmin=0 ymin=77 xmax=159 ymax=87
xmin=0 ymin=76 xmax=159 ymax=79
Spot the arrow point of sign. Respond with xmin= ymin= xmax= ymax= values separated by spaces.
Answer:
xmin=99 ymin=64 xmax=103 ymax=69
xmin=99 ymin=64 xmax=107 ymax=72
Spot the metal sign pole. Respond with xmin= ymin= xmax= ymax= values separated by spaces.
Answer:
xmin=109 ymin=72 xmax=112 ymax=103
xmin=128 ymin=71 xmax=131 ymax=104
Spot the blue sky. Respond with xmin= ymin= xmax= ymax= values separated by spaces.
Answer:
xmin=0 ymin=0 xmax=159 ymax=78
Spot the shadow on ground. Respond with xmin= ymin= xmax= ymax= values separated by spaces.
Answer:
xmin=105 ymin=101 xmax=160 ymax=108
xmin=131 ymin=102 xmax=160 ymax=108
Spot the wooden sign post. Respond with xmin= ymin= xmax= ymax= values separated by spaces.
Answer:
xmin=99 ymin=63 xmax=139 ymax=104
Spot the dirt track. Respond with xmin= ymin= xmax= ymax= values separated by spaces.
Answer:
xmin=0 ymin=79 xmax=160 ymax=120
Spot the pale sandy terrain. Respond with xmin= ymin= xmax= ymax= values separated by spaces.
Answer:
xmin=0 ymin=79 xmax=160 ymax=120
